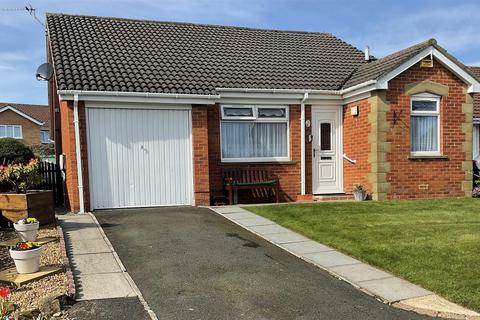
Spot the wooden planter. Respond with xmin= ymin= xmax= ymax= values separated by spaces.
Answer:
xmin=0 ymin=190 xmax=55 ymax=225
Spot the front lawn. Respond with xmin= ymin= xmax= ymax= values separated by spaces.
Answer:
xmin=245 ymin=199 xmax=480 ymax=311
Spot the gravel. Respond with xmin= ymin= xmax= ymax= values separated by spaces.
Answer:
xmin=0 ymin=225 xmax=69 ymax=312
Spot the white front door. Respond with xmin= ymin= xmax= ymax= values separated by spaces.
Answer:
xmin=312 ymin=106 xmax=343 ymax=194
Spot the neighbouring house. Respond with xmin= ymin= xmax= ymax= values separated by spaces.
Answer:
xmin=46 ymin=13 xmax=480 ymax=212
xmin=0 ymin=102 xmax=51 ymax=146
xmin=470 ymin=67 xmax=480 ymax=165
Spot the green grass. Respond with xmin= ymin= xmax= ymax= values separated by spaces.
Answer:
xmin=245 ymin=199 xmax=480 ymax=311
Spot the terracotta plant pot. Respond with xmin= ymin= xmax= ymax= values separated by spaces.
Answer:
xmin=13 ymin=221 xmax=39 ymax=242
xmin=9 ymin=246 xmax=42 ymax=274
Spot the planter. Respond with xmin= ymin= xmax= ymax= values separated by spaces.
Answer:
xmin=9 ymin=246 xmax=43 ymax=274
xmin=13 ymin=221 xmax=40 ymax=242
xmin=353 ymin=190 xmax=366 ymax=201
xmin=0 ymin=190 xmax=54 ymax=226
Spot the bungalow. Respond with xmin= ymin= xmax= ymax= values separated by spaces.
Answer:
xmin=46 ymin=13 xmax=480 ymax=212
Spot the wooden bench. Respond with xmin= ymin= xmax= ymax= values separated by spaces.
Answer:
xmin=222 ymin=169 xmax=279 ymax=205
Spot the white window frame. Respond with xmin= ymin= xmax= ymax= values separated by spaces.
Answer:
xmin=220 ymin=105 xmax=290 ymax=162
xmin=0 ymin=124 xmax=22 ymax=139
xmin=41 ymin=130 xmax=51 ymax=144
xmin=410 ymin=93 xmax=441 ymax=156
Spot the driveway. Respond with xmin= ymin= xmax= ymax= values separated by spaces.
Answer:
xmin=94 ymin=207 xmax=431 ymax=320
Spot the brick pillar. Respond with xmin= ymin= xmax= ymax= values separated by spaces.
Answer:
xmin=192 ymin=105 xmax=210 ymax=205
xmin=59 ymin=100 xmax=90 ymax=212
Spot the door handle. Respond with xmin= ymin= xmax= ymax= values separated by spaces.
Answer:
xmin=313 ymin=148 xmax=318 ymax=157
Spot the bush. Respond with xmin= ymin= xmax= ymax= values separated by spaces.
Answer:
xmin=0 ymin=138 xmax=35 ymax=164
xmin=0 ymin=158 xmax=42 ymax=193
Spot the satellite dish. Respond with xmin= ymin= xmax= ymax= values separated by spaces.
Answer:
xmin=36 ymin=63 xmax=54 ymax=81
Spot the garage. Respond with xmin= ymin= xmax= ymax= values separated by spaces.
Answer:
xmin=86 ymin=105 xmax=194 ymax=210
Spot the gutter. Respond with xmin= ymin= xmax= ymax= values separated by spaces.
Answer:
xmin=58 ymin=90 xmax=220 ymax=103
xmin=73 ymin=94 xmax=85 ymax=213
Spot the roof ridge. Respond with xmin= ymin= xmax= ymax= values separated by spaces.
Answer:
xmin=46 ymin=12 xmax=336 ymax=36
xmin=0 ymin=102 xmax=48 ymax=107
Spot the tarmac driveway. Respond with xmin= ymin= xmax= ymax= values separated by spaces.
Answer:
xmin=94 ymin=207 xmax=430 ymax=320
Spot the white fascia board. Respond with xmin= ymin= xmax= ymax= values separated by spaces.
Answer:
xmin=58 ymin=90 xmax=219 ymax=105
xmin=0 ymin=106 xmax=44 ymax=126
xmin=474 ymin=118 xmax=480 ymax=125
xmin=376 ymin=46 xmax=480 ymax=93
xmin=431 ymin=48 xmax=480 ymax=93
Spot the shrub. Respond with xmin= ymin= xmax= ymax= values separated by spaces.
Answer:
xmin=0 ymin=159 xmax=42 ymax=193
xmin=473 ymin=186 xmax=480 ymax=198
xmin=0 ymin=138 xmax=34 ymax=165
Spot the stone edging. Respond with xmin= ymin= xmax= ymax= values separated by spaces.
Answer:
xmin=56 ymin=222 xmax=75 ymax=300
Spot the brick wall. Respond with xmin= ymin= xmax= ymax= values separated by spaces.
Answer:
xmin=342 ymin=99 xmax=372 ymax=194
xmin=385 ymin=61 xmax=470 ymax=199
xmin=192 ymin=106 xmax=210 ymax=205
xmin=207 ymin=104 xmax=302 ymax=203
xmin=0 ymin=110 xmax=42 ymax=145
xmin=59 ymin=100 xmax=90 ymax=211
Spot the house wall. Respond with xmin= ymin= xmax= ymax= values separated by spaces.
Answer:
xmin=207 ymin=104 xmax=304 ymax=203
xmin=58 ymin=100 xmax=90 ymax=212
xmin=0 ymin=110 xmax=42 ymax=145
xmin=384 ymin=60 xmax=473 ymax=199
xmin=342 ymin=98 xmax=372 ymax=195
xmin=192 ymin=106 xmax=211 ymax=205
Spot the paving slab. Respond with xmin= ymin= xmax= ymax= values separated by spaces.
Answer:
xmin=63 ymin=226 xmax=104 ymax=241
xmin=304 ymin=251 xmax=361 ymax=268
xmin=70 ymin=252 xmax=123 ymax=275
xmin=221 ymin=211 xmax=257 ymax=220
xmin=68 ymin=238 xmax=112 ymax=255
xmin=281 ymin=240 xmax=334 ymax=255
xmin=234 ymin=216 xmax=275 ymax=227
xmin=0 ymin=266 xmax=62 ymax=287
xmin=263 ymin=232 xmax=310 ymax=244
xmin=211 ymin=207 xmax=246 ymax=214
xmin=329 ymin=263 xmax=392 ymax=283
xmin=76 ymin=272 xmax=137 ymax=300
xmin=249 ymin=224 xmax=291 ymax=235
xmin=358 ymin=277 xmax=432 ymax=302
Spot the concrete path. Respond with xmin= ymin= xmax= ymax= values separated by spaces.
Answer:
xmin=210 ymin=206 xmax=480 ymax=319
xmin=58 ymin=213 xmax=137 ymax=300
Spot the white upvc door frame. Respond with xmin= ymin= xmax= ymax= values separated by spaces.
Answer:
xmin=311 ymin=105 xmax=344 ymax=194
xmin=474 ymin=124 xmax=480 ymax=163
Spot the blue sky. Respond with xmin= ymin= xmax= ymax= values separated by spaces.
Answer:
xmin=0 ymin=0 xmax=479 ymax=105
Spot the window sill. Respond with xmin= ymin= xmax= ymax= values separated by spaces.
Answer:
xmin=220 ymin=160 xmax=297 ymax=165
xmin=408 ymin=154 xmax=448 ymax=160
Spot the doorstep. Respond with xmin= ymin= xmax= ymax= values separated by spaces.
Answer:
xmin=209 ymin=205 xmax=480 ymax=320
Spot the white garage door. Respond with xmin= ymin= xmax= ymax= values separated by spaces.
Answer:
xmin=86 ymin=106 xmax=193 ymax=209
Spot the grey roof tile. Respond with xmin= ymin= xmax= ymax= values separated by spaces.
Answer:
xmin=46 ymin=13 xmax=366 ymax=94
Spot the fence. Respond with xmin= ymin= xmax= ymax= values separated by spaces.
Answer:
xmin=38 ymin=161 xmax=64 ymax=206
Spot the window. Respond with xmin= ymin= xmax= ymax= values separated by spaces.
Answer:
xmin=410 ymin=94 xmax=440 ymax=155
xmin=41 ymin=130 xmax=50 ymax=144
xmin=220 ymin=105 xmax=289 ymax=162
xmin=0 ymin=125 xmax=22 ymax=139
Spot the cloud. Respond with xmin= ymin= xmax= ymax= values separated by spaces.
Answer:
xmin=349 ymin=3 xmax=480 ymax=58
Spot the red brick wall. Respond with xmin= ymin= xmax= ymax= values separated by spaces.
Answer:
xmin=207 ymin=104 xmax=302 ymax=203
xmin=59 ymin=100 xmax=90 ymax=212
xmin=386 ymin=61 xmax=468 ymax=199
xmin=192 ymin=106 xmax=210 ymax=205
xmin=343 ymin=98 xmax=372 ymax=194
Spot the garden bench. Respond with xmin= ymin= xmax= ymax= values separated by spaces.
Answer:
xmin=222 ymin=169 xmax=279 ymax=205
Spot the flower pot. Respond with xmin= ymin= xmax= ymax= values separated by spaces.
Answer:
xmin=13 ymin=221 xmax=39 ymax=242
xmin=353 ymin=190 xmax=366 ymax=201
xmin=9 ymin=246 xmax=42 ymax=274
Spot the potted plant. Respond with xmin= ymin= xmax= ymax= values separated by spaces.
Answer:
xmin=353 ymin=184 xmax=367 ymax=201
xmin=9 ymin=242 xmax=42 ymax=274
xmin=0 ymin=287 xmax=17 ymax=320
xmin=13 ymin=218 xmax=39 ymax=242
xmin=0 ymin=157 xmax=54 ymax=226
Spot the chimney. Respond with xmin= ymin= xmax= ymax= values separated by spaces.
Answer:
xmin=364 ymin=46 xmax=370 ymax=61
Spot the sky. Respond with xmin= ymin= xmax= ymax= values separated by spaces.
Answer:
xmin=0 ymin=0 xmax=479 ymax=105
